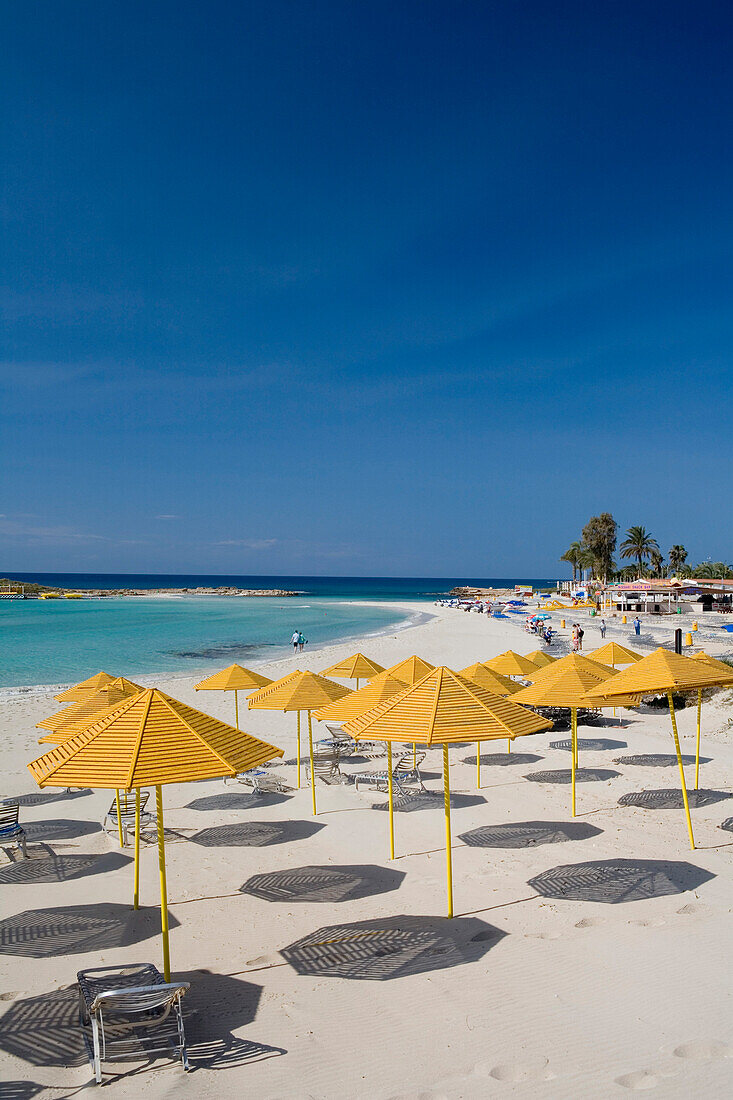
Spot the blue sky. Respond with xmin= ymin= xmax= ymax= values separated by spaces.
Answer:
xmin=2 ymin=1 xmax=731 ymax=576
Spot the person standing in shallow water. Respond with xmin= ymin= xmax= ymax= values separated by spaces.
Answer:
xmin=298 ymin=631 xmax=306 ymax=652
xmin=291 ymin=630 xmax=299 ymax=653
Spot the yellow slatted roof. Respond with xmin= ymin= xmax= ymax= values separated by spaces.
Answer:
xmin=247 ymin=669 xmax=351 ymax=712
xmin=484 ymin=651 xmax=537 ymax=677
xmin=693 ymin=652 xmax=733 ymax=674
xmin=585 ymin=647 xmax=733 ymax=700
xmin=588 ymin=642 xmax=642 ymax=665
xmin=380 ymin=656 xmax=436 ymax=685
xmin=37 ymin=677 xmax=143 ymax=732
xmin=343 ymin=666 xmax=553 ymax=745
xmin=54 ymin=671 xmax=117 ymax=703
xmin=313 ymin=671 xmax=409 ymax=721
xmin=526 ymin=651 xmax=559 ymax=668
xmin=194 ymin=664 xmax=272 ymax=692
xmin=28 ymin=688 xmax=283 ymax=790
xmin=459 ymin=663 xmax=521 ymax=696
xmin=526 ymin=653 xmax=616 ymax=684
xmin=320 ymin=653 xmax=386 ymax=679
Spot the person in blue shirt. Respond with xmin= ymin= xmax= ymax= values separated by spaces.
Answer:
xmin=633 ymin=616 xmax=641 ymax=635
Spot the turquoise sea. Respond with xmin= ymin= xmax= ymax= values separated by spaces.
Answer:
xmin=0 ymin=574 xmax=559 ymax=690
xmin=0 ymin=596 xmax=424 ymax=690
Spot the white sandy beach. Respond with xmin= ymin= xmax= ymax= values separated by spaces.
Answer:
xmin=1 ymin=602 xmax=732 ymax=1098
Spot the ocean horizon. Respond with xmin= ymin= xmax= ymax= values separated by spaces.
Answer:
xmin=2 ymin=572 xmax=561 ymax=598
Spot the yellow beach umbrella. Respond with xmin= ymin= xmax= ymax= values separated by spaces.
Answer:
xmin=584 ymin=648 xmax=733 ymax=849
xmin=194 ymin=664 xmax=272 ymax=729
xmin=28 ymin=688 xmax=282 ymax=981
xmin=313 ymin=670 xmax=409 ymax=722
xmin=381 ymin=655 xmax=435 ymax=685
xmin=54 ymin=670 xmax=117 ymax=703
xmin=588 ymin=641 xmax=642 ymax=667
xmin=512 ymin=658 xmax=634 ymax=817
xmin=37 ymin=677 xmax=144 ymax=735
xmin=485 ymin=650 xmax=537 ymax=678
xmin=343 ymin=667 xmax=552 ymax=916
xmin=460 ymin=663 xmax=522 ymax=776
xmin=526 ymin=651 xmax=559 ymax=668
xmin=248 ymin=670 xmax=351 ymax=814
xmin=320 ymin=652 xmax=386 ymax=690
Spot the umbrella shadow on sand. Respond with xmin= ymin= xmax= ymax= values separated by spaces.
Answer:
xmin=0 ymin=902 xmax=180 ymax=959
xmin=189 ymin=820 xmax=324 ymax=848
xmin=240 ymin=864 xmax=405 ymax=904
xmin=524 ymin=769 xmax=620 ymax=785
xmin=185 ymin=792 xmax=291 ymax=812
xmin=460 ymin=820 xmax=603 ymax=849
xmin=0 ymin=850 xmax=131 ymax=886
xmin=528 ymin=858 xmax=714 ymax=903
xmin=614 ymin=754 xmax=709 ymax=768
xmin=618 ymin=789 xmax=732 ymax=810
xmin=5 ymin=791 xmax=91 ymax=807
xmin=20 ymin=819 xmax=102 ymax=842
xmin=371 ymin=792 xmax=487 ymax=813
xmin=281 ymin=914 xmax=506 ymax=980
xmin=550 ymin=738 xmax=627 ymax=752
xmin=462 ymin=752 xmax=544 ymax=768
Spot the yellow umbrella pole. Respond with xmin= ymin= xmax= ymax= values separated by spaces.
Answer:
xmin=234 ymin=690 xmax=239 ymax=730
xmin=507 ymin=737 xmax=511 ymax=754
xmin=571 ymin=707 xmax=577 ymax=817
xmin=476 ymin=742 xmax=481 ymax=789
xmin=443 ymin=745 xmax=453 ymax=918
xmin=356 ymin=678 xmax=359 ymax=690
xmin=308 ymin=710 xmax=317 ymax=816
xmin=668 ymin=692 xmax=695 ymax=850
xmin=296 ymin=711 xmax=301 ymax=789
xmin=413 ymin=742 xmax=417 ymax=768
xmin=133 ymin=788 xmax=141 ymax=910
xmin=695 ymin=687 xmax=702 ymax=789
xmin=387 ymin=742 xmax=395 ymax=860
xmin=115 ymin=789 xmax=124 ymax=847
xmin=155 ymin=785 xmax=171 ymax=981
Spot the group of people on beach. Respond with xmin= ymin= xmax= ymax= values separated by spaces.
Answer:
xmin=290 ymin=630 xmax=307 ymax=653
xmin=571 ymin=622 xmax=585 ymax=651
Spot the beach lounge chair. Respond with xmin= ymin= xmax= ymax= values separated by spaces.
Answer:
xmin=354 ymin=752 xmax=426 ymax=795
xmin=322 ymin=724 xmax=356 ymax=756
xmin=103 ymin=791 xmax=156 ymax=847
xmin=0 ymin=802 xmax=28 ymax=857
xmin=77 ymin=963 xmax=190 ymax=1084
xmin=305 ymin=746 xmax=343 ymax=784
xmin=233 ymin=767 xmax=290 ymax=794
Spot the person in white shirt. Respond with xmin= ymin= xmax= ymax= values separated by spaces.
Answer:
xmin=291 ymin=630 xmax=299 ymax=653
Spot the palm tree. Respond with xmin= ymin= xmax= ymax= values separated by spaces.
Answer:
xmin=649 ymin=549 xmax=664 ymax=577
xmin=668 ymin=545 xmax=687 ymax=574
xmin=560 ymin=541 xmax=584 ymax=583
xmin=578 ymin=545 xmax=596 ymax=582
xmin=620 ymin=526 xmax=659 ymax=577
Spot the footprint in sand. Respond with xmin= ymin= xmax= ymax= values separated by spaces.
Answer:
xmin=524 ymin=931 xmax=561 ymax=939
xmin=487 ymin=1057 xmax=551 ymax=1082
xmin=615 ymin=1070 xmax=660 ymax=1089
xmin=673 ymin=1040 xmax=733 ymax=1060
xmin=628 ymin=918 xmax=666 ymax=927
xmin=0 ymin=991 xmax=21 ymax=1001
xmin=575 ymin=917 xmax=602 ymax=928
xmin=676 ymin=903 xmax=710 ymax=916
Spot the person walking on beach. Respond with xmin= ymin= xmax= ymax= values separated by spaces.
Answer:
xmin=298 ymin=631 xmax=306 ymax=652
xmin=571 ymin=624 xmax=579 ymax=652
xmin=599 ymin=618 xmax=607 ymax=639
xmin=577 ymin=624 xmax=584 ymax=651
xmin=633 ymin=616 xmax=641 ymax=636
xmin=291 ymin=630 xmax=299 ymax=653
